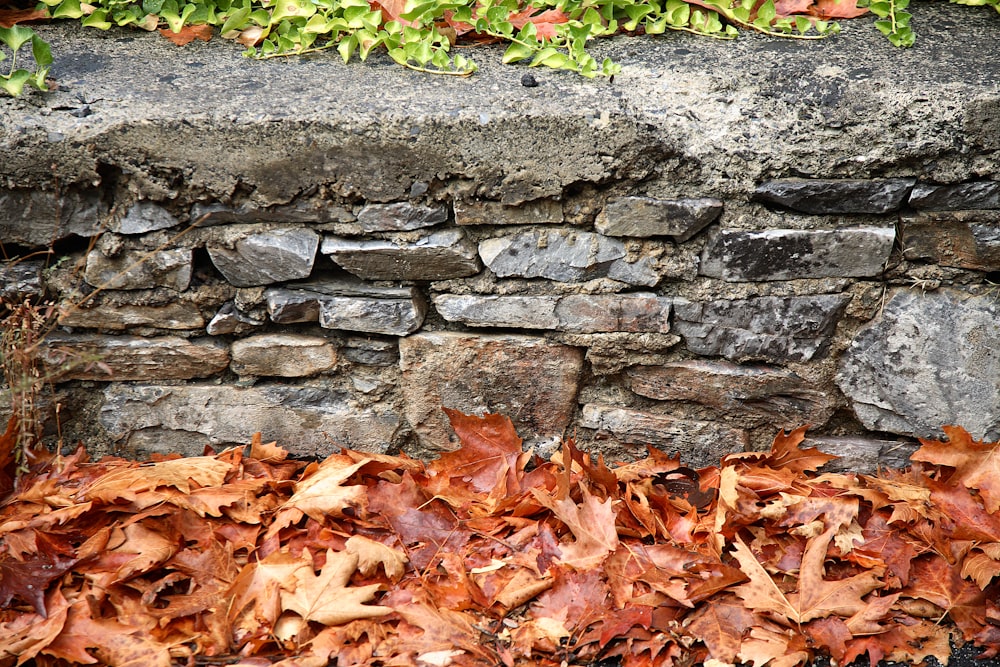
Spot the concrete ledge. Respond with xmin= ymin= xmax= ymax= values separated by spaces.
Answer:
xmin=3 ymin=3 xmax=999 ymax=204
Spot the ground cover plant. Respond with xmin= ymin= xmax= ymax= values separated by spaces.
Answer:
xmin=0 ymin=0 xmax=999 ymax=90
xmin=0 ymin=406 xmax=998 ymax=667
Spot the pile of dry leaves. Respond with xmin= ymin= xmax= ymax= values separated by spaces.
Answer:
xmin=0 ymin=408 xmax=998 ymax=667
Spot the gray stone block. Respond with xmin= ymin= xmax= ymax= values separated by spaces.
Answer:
xmin=454 ymin=199 xmax=563 ymax=226
xmin=265 ymin=279 xmax=426 ymax=336
xmin=753 ymin=178 xmax=915 ymax=214
xmin=673 ymin=294 xmax=850 ymax=363
xmin=321 ymin=229 xmax=480 ymax=281
xmin=627 ymin=360 xmax=836 ymax=427
xmin=901 ymin=211 xmax=1000 ymax=271
xmin=41 ymin=333 xmax=229 ymax=381
xmin=207 ymin=228 xmax=319 ymax=286
xmin=356 ymin=202 xmax=448 ymax=231
xmin=700 ymin=227 xmax=895 ymax=281
xmin=908 ymin=181 xmax=1000 ymax=210
xmin=594 ymin=196 xmax=722 ymax=241
xmin=579 ymin=403 xmax=749 ymax=468
xmin=398 ymin=332 xmax=584 ymax=454
xmin=343 ymin=337 xmax=398 ymax=366
xmin=0 ymin=189 xmax=106 ymax=246
xmin=230 ymin=333 xmax=337 ymax=377
xmin=100 ymin=384 xmax=401 ymax=457
xmin=84 ymin=247 xmax=193 ymax=291
xmin=837 ymin=288 xmax=1000 ymax=440
xmin=111 ymin=202 xmax=180 ymax=235
xmin=478 ymin=230 xmax=659 ymax=287
xmin=433 ymin=293 xmax=671 ymax=333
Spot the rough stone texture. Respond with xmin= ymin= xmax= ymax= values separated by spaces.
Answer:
xmin=266 ymin=279 xmax=426 ymax=335
xmin=343 ymin=337 xmax=398 ymax=366
xmin=206 ymin=302 xmax=266 ymax=335
xmin=837 ymin=288 xmax=1000 ymax=441
xmin=753 ymin=179 xmax=916 ymax=214
xmin=454 ymin=199 xmax=563 ymax=226
xmin=478 ymin=230 xmax=659 ymax=286
xmin=579 ymin=404 xmax=749 ymax=469
xmin=0 ymin=259 xmax=44 ymax=301
xmin=398 ymin=332 xmax=584 ymax=453
xmin=908 ymin=181 xmax=1000 ymax=210
xmin=673 ymin=294 xmax=850 ymax=363
xmin=58 ymin=303 xmax=206 ymax=330
xmin=190 ymin=200 xmax=355 ymax=225
xmin=552 ymin=332 xmax=681 ymax=375
xmin=84 ymin=248 xmax=193 ymax=291
xmin=111 ymin=202 xmax=180 ymax=235
xmin=900 ymin=211 xmax=1000 ymax=271
xmin=0 ymin=189 xmax=106 ymax=245
xmin=700 ymin=227 xmax=895 ymax=281
xmin=100 ymin=384 xmax=401 ymax=457
xmin=41 ymin=334 xmax=229 ymax=381
xmin=433 ymin=293 xmax=671 ymax=333
xmin=207 ymin=228 xmax=319 ymax=287
xmin=803 ymin=436 xmax=918 ymax=475
xmin=594 ymin=196 xmax=722 ymax=242
xmin=627 ymin=360 xmax=836 ymax=427
xmin=356 ymin=202 xmax=448 ymax=232
xmin=321 ymin=230 xmax=480 ymax=281
xmin=230 ymin=334 xmax=337 ymax=377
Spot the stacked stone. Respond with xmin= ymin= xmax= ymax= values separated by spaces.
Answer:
xmin=2 ymin=176 xmax=999 ymax=469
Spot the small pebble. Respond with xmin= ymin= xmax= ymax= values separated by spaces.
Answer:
xmin=520 ymin=73 xmax=539 ymax=88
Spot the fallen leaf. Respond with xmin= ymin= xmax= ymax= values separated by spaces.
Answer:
xmin=159 ymin=23 xmax=214 ymax=45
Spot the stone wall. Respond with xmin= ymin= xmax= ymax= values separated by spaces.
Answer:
xmin=2 ymin=7 xmax=999 ymax=471
xmin=5 ymin=175 xmax=1000 ymax=470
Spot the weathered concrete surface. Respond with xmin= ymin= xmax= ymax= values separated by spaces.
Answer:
xmin=837 ymin=289 xmax=1000 ymax=441
xmin=4 ymin=3 xmax=998 ymax=209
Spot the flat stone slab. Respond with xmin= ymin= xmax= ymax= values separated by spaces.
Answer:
xmin=0 ymin=189 xmax=105 ymax=245
xmin=626 ymin=360 xmax=836 ymax=427
xmin=321 ymin=229 xmax=481 ymax=281
xmin=579 ymin=403 xmax=749 ymax=468
xmin=478 ymin=230 xmax=659 ymax=286
xmin=900 ymin=211 xmax=1000 ymax=271
xmin=356 ymin=202 xmax=448 ymax=232
xmin=84 ymin=247 xmax=193 ymax=291
xmin=100 ymin=383 xmax=401 ymax=457
xmin=753 ymin=179 xmax=915 ymax=214
xmin=41 ymin=333 xmax=229 ymax=381
xmin=908 ymin=180 xmax=1000 ymax=210
xmin=594 ymin=196 xmax=722 ymax=241
xmin=837 ymin=288 xmax=1000 ymax=440
xmin=58 ymin=302 xmax=206 ymax=330
xmin=265 ymin=278 xmax=426 ymax=335
xmin=700 ymin=227 xmax=895 ymax=281
xmin=398 ymin=332 xmax=583 ymax=453
xmin=433 ymin=293 xmax=672 ymax=333
xmin=673 ymin=294 xmax=850 ymax=363
xmin=207 ymin=228 xmax=319 ymax=287
xmin=230 ymin=333 xmax=337 ymax=377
